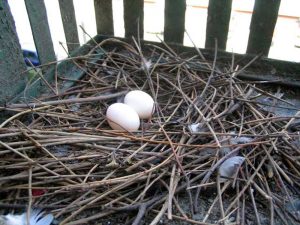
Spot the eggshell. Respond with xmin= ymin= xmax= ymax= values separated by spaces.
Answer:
xmin=106 ymin=103 xmax=140 ymax=131
xmin=124 ymin=90 xmax=154 ymax=119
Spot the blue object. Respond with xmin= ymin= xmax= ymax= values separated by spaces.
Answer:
xmin=22 ymin=49 xmax=40 ymax=66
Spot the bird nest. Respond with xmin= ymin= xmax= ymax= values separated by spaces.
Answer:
xmin=0 ymin=38 xmax=299 ymax=225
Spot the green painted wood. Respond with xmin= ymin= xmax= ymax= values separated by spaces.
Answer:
xmin=164 ymin=0 xmax=186 ymax=44
xmin=24 ymin=0 xmax=56 ymax=65
xmin=13 ymin=35 xmax=300 ymax=105
xmin=124 ymin=0 xmax=144 ymax=38
xmin=10 ymin=35 xmax=106 ymax=104
xmin=94 ymin=0 xmax=114 ymax=35
xmin=205 ymin=0 xmax=232 ymax=50
xmin=0 ymin=0 xmax=27 ymax=104
xmin=59 ymin=0 xmax=80 ymax=53
xmin=246 ymin=0 xmax=281 ymax=56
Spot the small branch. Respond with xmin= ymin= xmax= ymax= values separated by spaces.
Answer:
xmin=6 ymin=91 xmax=127 ymax=109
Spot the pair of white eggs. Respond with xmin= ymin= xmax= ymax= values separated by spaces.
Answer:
xmin=106 ymin=90 xmax=154 ymax=131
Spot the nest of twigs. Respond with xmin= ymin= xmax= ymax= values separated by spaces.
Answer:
xmin=0 ymin=38 xmax=299 ymax=225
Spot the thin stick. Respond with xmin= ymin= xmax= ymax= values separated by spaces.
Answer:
xmin=6 ymin=91 xmax=127 ymax=108
xmin=27 ymin=166 xmax=33 ymax=225
xmin=0 ymin=106 xmax=50 ymax=128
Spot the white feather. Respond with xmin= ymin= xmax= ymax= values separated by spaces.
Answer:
xmin=188 ymin=122 xmax=206 ymax=133
xmin=1 ymin=210 xmax=53 ymax=225
xmin=35 ymin=214 xmax=53 ymax=225
xmin=141 ymin=57 xmax=152 ymax=71
xmin=230 ymin=137 xmax=253 ymax=145
xmin=219 ymin=156 xmax=245 ymax=182
xmin=4 ymin=214 xmax=25 ymax=225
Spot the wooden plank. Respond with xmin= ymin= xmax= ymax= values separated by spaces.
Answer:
xmin=123 ymin=0 xmax=144 ymax=38
xmin=58 ymin=0 xmax=80 ymax=53
xmin=94 ymin=0 xmax=114 ymax=35
xmin=246 ymin=0 xmax=281 ymax=56
xmin=24 ymin=0 xmax=56 ymax=65
xmin=164 ymin=0 xmax=186 ymax=44
xmin=205 ymin=0 xmax=232 ymax=50
xmin=11 ymin=35 xmax=107 ymax=103
xmin=0 ymin=0 xmax=27 ymax=104
xmin=12 ymin=35 xmax=300 ymax=104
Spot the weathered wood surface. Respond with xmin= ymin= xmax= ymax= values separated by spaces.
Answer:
xmin=10 ymin=34 xmax=300 ymax=109
xmin=59 ymin=0 xmax=80 ymax=53
xmin=164 ymin=0 xmax=186 ymax=44
xmin=24 ymin=0 xmax=56 ymax=65
xmin=247 ymin=0 xmax=281 ymax=56
xmin=124 ymin=0 xmax=144 ymax=38
xmin=94 ymin=0 xmax=114 ymax=35
xmin=205 ymin=0 xmax=232 ymax=50
xmin=10 ymin=35 xmax=106 ymax=104
xmin=0 ymin=0 xmax=27 ymax=104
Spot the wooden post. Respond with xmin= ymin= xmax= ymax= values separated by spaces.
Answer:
xmin=0 ymin=0 xmax=27 ymax=104
xmin=123 ymin=0 xmax=144 ymax=39
xmin=59 ymin=0 xmax=80 ymax=53
xmin=24 ymin=0 xmax=56 ymax=65
xmin=164 ymin=0 xmax=186 ymax=44
xmin=94 ymin=0 xmax=114 ymax=35
xmin=246 ymin=0 xmax=281 ymax=56
xmin=205 ymin=0 xmax=232 ymax=50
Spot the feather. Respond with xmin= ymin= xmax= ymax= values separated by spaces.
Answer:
xmin=35 ymin=214 xmax=53 ymax=225
xmin=219 ymin=156 xmax=245 ymax=182
xmin=188 ymin=122 xmax=207 ymax=133
xmin=1 ymin=209 xmax=53 ymax=225
xmin=4 ymin=214 xmax=25 ymax=225
xmin=230 ymin=136 xmax=253 ymax=145
xmin=30 ymin=209 xmax=43 ymax=224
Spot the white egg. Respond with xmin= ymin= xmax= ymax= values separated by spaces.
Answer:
xmin=106 ymin=103 xmax=140 ymax=131
xmin=124 ymin=90 xmax=154 ymax=119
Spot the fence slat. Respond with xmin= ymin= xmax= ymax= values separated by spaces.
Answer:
xmin=24 ymin=0 xmax=56 ymax=65
xmin=94 ymin=0 xmax=114 ymax=35
xmin=164 ymin=0 xmax=186 ymax=44
xmin=246 ymin=0 xmax=281 ymax=56
xmin=205 ymin=0 xmax=232 ymax=50
xmin=124 ymin=0 xmax=144 ymax=38
xmin=59 ymin=0 xmax=80 ymax=53
xmin=0 ymin=0 xmax=27 ymax=104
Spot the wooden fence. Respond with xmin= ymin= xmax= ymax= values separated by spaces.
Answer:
xmin=0 ymin=0 xmax=289 ymax=104
xmin=15 ymin=0 xmax=282 ymax=65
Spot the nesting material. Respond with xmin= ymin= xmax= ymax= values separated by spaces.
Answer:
xmin=0 ymin=38 xmax=299 ymax=225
